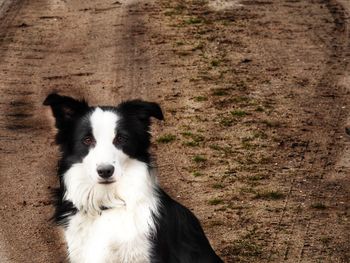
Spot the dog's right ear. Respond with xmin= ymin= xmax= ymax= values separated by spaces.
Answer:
xmin=43 ymin=93 xmax=89 ymax=129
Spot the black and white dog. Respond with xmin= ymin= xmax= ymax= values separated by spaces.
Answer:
xmin=44 ymin=93 xmax=223 ymax=263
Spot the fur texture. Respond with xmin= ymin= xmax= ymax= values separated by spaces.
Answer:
xmin=44 ymin=93 xmax=223 ymax=263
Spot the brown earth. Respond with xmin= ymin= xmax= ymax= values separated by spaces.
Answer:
xmin=0 ymin=0 xmax=349 ymax=262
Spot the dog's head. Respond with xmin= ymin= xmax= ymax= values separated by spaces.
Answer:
xmin=44 ymin=93 xmax=163 ymax=213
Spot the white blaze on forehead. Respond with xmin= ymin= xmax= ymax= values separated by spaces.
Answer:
xmin=90 ymin=108 xmax=118 ymax=143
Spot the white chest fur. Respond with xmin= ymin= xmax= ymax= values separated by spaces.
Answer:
xmin=65 ymin=205 xmax=155 ymax=263
xmin=62 ymin=155 xmax=159 ymax=263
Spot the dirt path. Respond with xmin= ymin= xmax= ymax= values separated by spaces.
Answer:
xmin=0 ymin=0 xmax=349 ymax=262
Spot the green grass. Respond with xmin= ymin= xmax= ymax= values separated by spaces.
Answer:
xmin=320 ymin=236 xmax=331 ymax=245
xmin=192 ymin=171 xmax=203 ymax=177
xmin=181 ymin=131 xmax=193 ymax=137
xmin=219 ymin=117 xmax=234 ymax=127
xmin=234 ymin=81 xmax=248 ymax=91
xmin=193 ymin=96 xmax=208 ymax=102
xmin=232 ymin=96 xmax=250 ymax=104
xmin=192 ymin=134 xmax=205 ymax=142
xmin=209 ymin=144 xmax=222 ymax=151
xmin=177 ymin=51 xmax=191 ymax=56
xmin=241 ymin=140 xmax=255 ymax=150
xmin=311 ymin=203 xmax=327 ymax=210
xmin=231 ymin=110 xmax=248 ymax=117
xmin=181 ymin=132 xmax=205 ymax=147
xmin=248 ymin=174 xmax=267 ymax=181
xmin=209 ymin=220 xmax=225 ymax=226
xmin=253 ymin=131 xmax=268 ymax=139
xmin=210 ymin=60 xmax=220 ymax=67
xmin=175 ymin=41 xmax=185 ymax=46
xmin=183 ymin=141 xmax=199 ymax=147
xmin=212 ymin=183 xmax=225 ymax=189
xmin=208 ymin=198 xmax=223 ymax=205
xmin=255 ymin=106 xmax=264 ymax=112
xmin=254 ymin=190 xmax=285 ymax=200
xmin=228 ymin=239 xmax=262 ymax=258
xmin=193 ymin=155 xmax=207 ymax=163
xmin=212 ymin=89 xmax=229 ymax=96
xmin=185 ymin=17 xmax=202 ymax=25
xmin=156 ymin=134 xmax=176 ymax=143
xmin=192 ymin=42 xmax=205 ymax=51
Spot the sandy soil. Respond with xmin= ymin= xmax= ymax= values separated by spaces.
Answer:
xmin=0 ymin=0 xmax=349 ymax=262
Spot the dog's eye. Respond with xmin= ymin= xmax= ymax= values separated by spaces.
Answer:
xmin=82 ymin=135 xmax=95 ymax=146
xmin=113 ymin=134 xmax=123 ymax=145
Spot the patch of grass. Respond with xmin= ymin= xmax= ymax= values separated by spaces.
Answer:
xmin=255 ymin=106 xmax=264 ymax=112
xmin=212 ymin=183 xmax=225 ymax=189
xmin=224 ymin=168 xmax=237 ymax=177
xmin=209 ymin=144 xmax=222 ymax=151
xmin=185 ymin=17 xmax=202 ymax=25
xmin=209 ymin=220 xmax=224 ymax=227
xmin=208 ymin=198 xmax=223 ymax=205
xmin=197 ymin=29 xmax=210 ymax=35
xmin=175 ymin=4 xmax=186 ymax=12
xmin=254 ymin=190 xmax=285 ymax=200
xmin=175 ymin=41 xmax=184 ymax=46
xmin=210 ymin=60 xmax=220 ymax=67
xmin=181 ymin=131 xmax=193 ymax=137
xmin=232 ymin=96 xmax=250 ymax=104
xmin=164 ymin=10 xmax=176 ymax=16
xmin=234 ymin=81 xmax=248 ymax=91
xmin=182 ymin=132 xmax=203 ymax=141
xmin=311 ymin=203 xmax=327 ymax=210
xmin=192 ymin=171 xmax=202 ymax=177
xmin=220 ymin=117 xmax=234 ymax=127
xmin=209 ymin=144 xmax=233 ymax=154
xmin=192 ymin=134 xmax=205 ymax=142
xmin=193 ymin=155 xmax=207 ymax=163
xmin=241 ymin=140 xmax=255 ymax=150
xmin=253 ymin=131 xmax=268 ymax=139
xmin=176 ymin=51 xmax=191 ymax=56
xmin=248 ymin=174 xmax=267 ymax=181
xmin=224 ymin=239 xmax=262 ymax=259
xmin=212 ymin=89 xmax=229 ymax=96
xmin=189 ymin=77 xmax=200 ymax=82
xmin=320 ymin=236 xmax=331 ymax=245
xmin=183 ymin=141 xmax=199 ymax=147
xmin=193 ymin=96 xmax=208 ymax=102
xmin=200 ymin=74 xmax=215 ymax=81
xmin=192 ymin=42 xmax=205 ymax=51
xmin=231 ymin=110 xmax=248 ymax=117
xmin=156 ymin=134 xmax=176 ymax=143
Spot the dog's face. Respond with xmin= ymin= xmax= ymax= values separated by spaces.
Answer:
xmin=44 ymin=93 xmax=163 ymax=212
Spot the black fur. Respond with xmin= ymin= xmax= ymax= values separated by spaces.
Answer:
xmin=44 ymin=93 xmax=91 ymax=225
xmin=152 ymin=189 xmax=223 ymax=263
xmin=44 ymin=93 xmax=223 ymax=262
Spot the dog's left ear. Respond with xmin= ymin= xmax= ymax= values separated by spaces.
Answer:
xmin=118 ymin=100 xmax=164 ymax=124
xmin=43 ymin=93 xmax=89 ymax=129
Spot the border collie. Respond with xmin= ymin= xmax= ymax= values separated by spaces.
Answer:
xmin=44 ymin=93 xmax=223 ymax=263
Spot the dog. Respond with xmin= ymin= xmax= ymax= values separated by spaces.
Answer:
xmin=44 ymin=93 xmax=223 ymax=263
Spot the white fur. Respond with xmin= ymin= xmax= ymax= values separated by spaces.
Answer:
xmin=63 ymin=108 xmax=159 ymax=263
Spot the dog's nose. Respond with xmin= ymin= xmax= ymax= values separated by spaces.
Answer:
xmin=97 ymin=164 xmax=115 ymax=179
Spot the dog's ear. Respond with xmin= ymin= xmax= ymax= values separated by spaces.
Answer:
xmin=118 ymin=100 xmax=164 ymax=124
xmin=43 ymin=93 xmax=89 ymax=129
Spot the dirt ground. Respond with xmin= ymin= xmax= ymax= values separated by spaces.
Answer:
xmin=0 ymin=0 xmax=349 ymax=262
